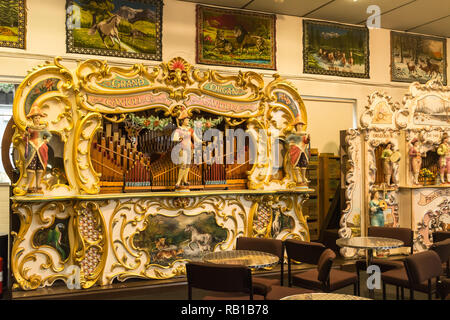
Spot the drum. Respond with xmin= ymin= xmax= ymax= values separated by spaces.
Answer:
xmin=378 ymin=200 xmax=388 ymax=210
xmin=390 ymin=151 xmax=401 ymax=163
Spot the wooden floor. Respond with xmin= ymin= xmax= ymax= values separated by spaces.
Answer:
xmin=9 ymin=258 xmax=439 ymax=301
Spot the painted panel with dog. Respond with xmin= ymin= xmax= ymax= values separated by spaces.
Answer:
xmin=132 ymin=212 xmax=228 ymax=267
xmin=196 ymin=5 xmax=276 ymax=70
xmin=66 ymin=0 xmax=162 ymax=60
xmin=391 ymin=32 xmax=447 ymax=85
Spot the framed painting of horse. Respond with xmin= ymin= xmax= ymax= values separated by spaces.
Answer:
xmin=391 ymin=32 xmax=447 ymax=85
xmin=303 ymin=20 xmax=369 ymax=78
xmin=65 ymin=0 xmax=162 ymax=61
xmin=196 ymin=5 xmax=276 ymax=70
xmin=0 ymin=0 xmax=26 ymax=49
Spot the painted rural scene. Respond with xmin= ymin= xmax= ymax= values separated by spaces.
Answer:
xmin=0 ymin=0 xmax=25 ymax=49
xmin=133 ymin=213 xmax=228 ymax=266
xmin=66 ymin=0 xmax=162 ymax=60
xmin=196 ymin=5 xmax=276 ymax=70
xmin=303 ymin=20 xmax=369 ymax=78
xmin=391 ymin=32 xmax=447 ymax=85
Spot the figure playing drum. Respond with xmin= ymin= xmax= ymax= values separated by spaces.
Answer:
xmin=437 ymin=133 xmax=450 ymax=184
xmin=23 ymin=105 xmax=52 ymax=193
xmin=285 ymin=115 xmax=310 ymax=185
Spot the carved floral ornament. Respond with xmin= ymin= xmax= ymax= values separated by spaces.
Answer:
xmin=11 ymin=57 xmax=308 ymax=197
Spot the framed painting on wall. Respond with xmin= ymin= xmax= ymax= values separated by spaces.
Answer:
xmin=0 ymin=0 xmax=26 ymax=49
xmin=196 ymin=5 xmax=276 ymax=70
xmin=303 ymin=20 xmax=369 ymax=78
xmin=66 ymin=0 xmax=162 ymax=61
xmin=391 ymin=31 xmax=447 ymax=85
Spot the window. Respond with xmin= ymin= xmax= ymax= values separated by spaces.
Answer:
xmin=0 ymin=83 xmax=15 ymax=184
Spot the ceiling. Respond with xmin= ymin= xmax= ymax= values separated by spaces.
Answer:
xmin=181 ymin=0 xmax=450 ymax=38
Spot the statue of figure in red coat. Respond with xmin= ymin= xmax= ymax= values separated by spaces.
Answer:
xmin=23 ymin=104 xmax=52 ymax=194
xmin=285 ymin=115 xmax=310 ymax=186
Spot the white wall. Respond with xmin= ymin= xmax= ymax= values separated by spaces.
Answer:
xmin=0 ymin=0 xmax=448 ymax=233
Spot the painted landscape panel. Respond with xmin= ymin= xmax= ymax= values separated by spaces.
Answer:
xmin=0 ymin=0 xmax=25 ymax=49
xmin=196 ymin=5 xmax=276 ymax=70
xmin=303 ymin=20 xmax=369 ymax=78
xmin=391 ymin=32 xmax=447 ymax=85
xmin=133 ymin=212 xmax=228 ymax=267
xmin=66 ymin=0 xmax=162 ymax=60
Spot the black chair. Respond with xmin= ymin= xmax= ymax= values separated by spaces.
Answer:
xmin=286 ymin=247 xmax=358 ymax=294
xmin=433 ymin=231 xmax=450 ymax=243
xmin=355 ymin=226 xmax=414 ymax=295
xmin=429 ymin=238 xmax=450 ymax=278
xmin=185 ymin=261 xmax=264 ymax=300
xmin=437 ymin=278 xmax=450 ymax=300
xmin=284 ymin=239 xmax=326 ymax=286
xmin=404 ymin=250 xmax=443 ymax=300
xmin=235 ymin=237 xmax=284 ymax=298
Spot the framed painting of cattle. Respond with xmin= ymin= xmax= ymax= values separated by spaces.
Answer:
xmin=0 ymin=0 xmax=26 ymax=49
xmin=303 ymin=20 xmax=369 ymax=78
xmin=65 ymin=0 xmax=162 ymax=60
xmin=391 ymin=32 xmax=447 ymax=85
xmin=196 ymin=5 xmax=276 ymax=70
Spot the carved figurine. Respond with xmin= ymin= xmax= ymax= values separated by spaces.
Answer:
xmin=380 ymin=142 xmax=400 ymax=186
xmin=409 ymin=138 xmax=425 ymax=185
xmin=369 ymin=191 xmax=387 ymax=227
xmin=437 ymin=133 xmax=450 ymax=184
xmin=172 ymin=109 xmax=202 ymax=189
xmin=23 ymin=105 xmax=52 ymax=193
xmin=285 ymin=115 xmax=310 ymax=186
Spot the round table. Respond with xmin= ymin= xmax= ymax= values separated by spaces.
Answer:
xmin=202 ymin=249 xmax=279 ymax=269
xmin=281 ymin=293 xmax=372 ymax=300
xmin=336 ymin=236 xmax=404 ymax=298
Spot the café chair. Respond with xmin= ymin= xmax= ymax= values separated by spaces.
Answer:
xmin=355 ymin=226 xmax=414 ymax=295
xmin=433 ymin=231 xmax=450 ymax=243
xmin=235 ymin=237 xmax=284 ymax=298
xmin=185 ymin=261 xmax=264 ymax=300
xmin=404 ymin=250 xmax=443 ymax=300
xmin=284 ymin=239 xmax=326 ymax=286
xmin=429 ymin=238 xmax=450 ymax=278
xmin=437 ymin=278 xmax=450 ymax=300
xmin=286 ymin=248 xmax=358 ymax=294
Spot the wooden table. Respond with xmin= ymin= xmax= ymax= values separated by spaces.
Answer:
xmin=202 ymin=249 xmax=279 ymax=269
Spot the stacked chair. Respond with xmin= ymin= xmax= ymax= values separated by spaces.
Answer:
xmin=355 ymin=226 xmax=414 ymax=296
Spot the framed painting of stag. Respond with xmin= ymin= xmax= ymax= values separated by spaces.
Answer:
xmin=65 ymin=0 xmax=162 ymax=61
xmin=196 ymin=5 xmax=276 ymax=70
xmin=303 ymin=20 xmax=369 ymax=78
xmin=391 ymin=32 xmax=447 ymax=85
xmin=0 ymin=0 xmax=26 ymax=49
